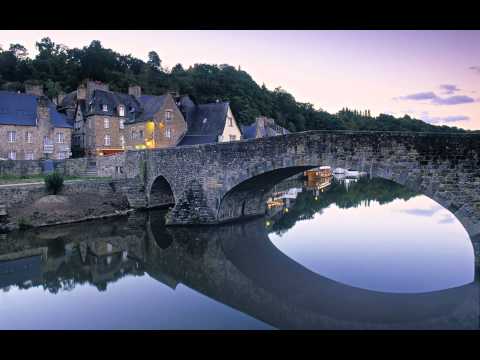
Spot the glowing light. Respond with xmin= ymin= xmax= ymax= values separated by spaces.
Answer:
xmin=315 ymin=196 xmax=318 ymax=200
xmin=266 ymin=221 xmax=271 ymax=226
xmin=284 ymin=208 xmax=289 ymax=213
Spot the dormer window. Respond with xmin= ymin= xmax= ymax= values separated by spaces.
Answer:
xmin=119 ymin=105 xmax=125 ymax=117
xmin=228 ymin=116 xmax=233 ymax=127
xmin=102 ymin=104 xmax=108 ymax=112
xmin=165 ymin=110 xmax=172 ymax=122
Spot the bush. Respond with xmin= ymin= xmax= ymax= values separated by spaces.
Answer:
xmin=45 ymin=172 xmax=64 ymax=195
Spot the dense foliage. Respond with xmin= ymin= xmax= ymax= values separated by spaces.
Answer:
xmin=0 ymin=38 xmax=470 ymax=133
xmin=44 ymin=171 xmax=64 ymax=195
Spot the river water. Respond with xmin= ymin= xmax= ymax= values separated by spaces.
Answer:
xmin=0 ymin=175 xmax=477 ymax=330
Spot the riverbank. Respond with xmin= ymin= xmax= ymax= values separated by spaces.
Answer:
xmin=0 ymin=178 xmax=131 ymax=233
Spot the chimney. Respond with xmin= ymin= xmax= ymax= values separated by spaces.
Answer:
xmin=87 ymin=80 xmax=109 ymax=99
xmin=128 ymin=85 xmax=142 ymax=98
xmin=77 ymin=83 xmax=87 ymax=101
xmin=25 ymin=83 xmax=44 ymax=97
xmin=57 ymin=92 xmax=66 ymax=105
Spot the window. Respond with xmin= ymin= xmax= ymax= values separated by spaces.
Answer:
xmin=104 ymin=135 xmax=111 ymax=146
xmin=102 ymin=104 xmax=108 ymax=112
xmin=131 ymin=129 xmax=135 ymax=140
xmin=8 ymin=131 xmax=16 ymax=143
xmin=165 ymin=110 xmax=172 ymax=122
xmin=56 ymin=132 xmax=65 ymax=144
xmin=104 ymin=118 xmax=110 ymax=129
xmin=119 ymin=105 xmax=125 ymax=117
xmin=139 ymin=130 xmax=144 ymax=139
xmin=44 ymin=136 xmax=52 ymax=145
xmin=165 ymin=128 xmax=172 ymax=139
xmin=119 ymin=119 xmax=125 ymax=129
xmin=8 ymin=151 xmax=16 ymax=160
xmin=229 ymin=135 xmax=236 ymax=141
xmin=25 ymin=131 xmax=32 ymax=143
xmin=88 ymin=118 xmax=92 ymax=129
xmin=228 ymin=116 xmax=233 ymax=127
xmin=25 ymin=152 xmax=34 ymax=160
xmin=57 ymin=152 xmax=67 ymax=160
xmin=120 ymin=135 xmax=125 ymax=148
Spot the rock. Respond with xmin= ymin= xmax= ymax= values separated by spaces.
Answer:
xmin=33 ymin=195 xmax=71 ymax=208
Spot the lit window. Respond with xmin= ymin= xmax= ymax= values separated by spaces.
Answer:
xmin=104 ymin=118 xmax=110 ymax=129
xmin=8 ymin=131 xmax=16 ymax=143
xmin=165 ymin=128 xmax=172 ymax=139
xmin=102 ymin=104 xmax=108 ymax=112
xmin=56 ymin=132 xmax=65 ymax=144
xmin=8 ymin=151 xmax=16 ymax=160
xmin=229 ymin=135 xmax=236 ymax=141
xmin=119 ymin=119 xmax=125 ymax=129
xmin=25 ymin=132 xmax=32 ymax=143
xmin=25 ymin=152 xmax=34 ymax=160
xmin=104 ymin=135 xmax=111 ymax=146
xmin=165 ymin=110 xmax=172 ymax=121
xmin=119 ymin=105 xmax=125 ymax=117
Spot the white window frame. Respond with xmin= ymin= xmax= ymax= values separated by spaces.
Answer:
xmin=102 ymin=104 xmax=108 ymax=112
xmin=56 ymin=132 xmax=65 ymax=144
xmin=119 ymin=105 xmax=125 ymax=117
xmin=104 ymin=118 xmax=110 ymax=129
xmin=8 ymin=131 xmax=16 ymax=143
xmin=25 ymin=131 xmax=32 ymax=144
xmin=119 ymin=119 xmax=125 ymax=129
xmin=25 ymin=152 xmax=34 ymax=160
xmin=120 ymin=135 xmax=125 ymax=148
xmin=165 ymin=110 xmax=172 ymax=121
xmin=104 ymin=134 xmax=111 ymax=146
xmin=165 ymin=128 xmax=172 ymax=139
xmin=8 ymin=151 xmax=16 ymax=160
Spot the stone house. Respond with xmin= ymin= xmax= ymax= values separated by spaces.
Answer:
xmin=241 ymin=116 xmax=290 ymax=139
xmin=176 ymin=96 xmax=242 ymax=146
xmin=59 ymin=81 xmax=187 ymax=156
xmin=0 ymin=85 xmax=72 ymax=161
xmin=124 ymin=92 xmax=187 ymax=151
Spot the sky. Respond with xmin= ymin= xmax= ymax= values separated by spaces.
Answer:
xmin=0 ymin=30 xmax=479 ymax=130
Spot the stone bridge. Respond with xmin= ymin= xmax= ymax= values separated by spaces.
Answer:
xmin=112 ymin=130 xmax=480 ymax=239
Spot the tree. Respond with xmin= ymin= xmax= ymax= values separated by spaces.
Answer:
xmin=9 ymin=43 xmax=28 ymax=60
xmin=148 ymin=51 xmax=161 ymax=70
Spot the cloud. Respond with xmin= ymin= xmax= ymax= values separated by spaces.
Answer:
xmin=398 ymin=92 xmax=437 ymax=101
xmin=399 ymin=205 xmax=443 ymax=217
xmin=439 ymin=84 xmax=461 ymax=95
xmin=396 ymin=91 xmax=476 ymax=105
xmin=469 ymin=66 xmax=480 ymax=73
xmin=431 ymin=95 xmax=475 ymax=105
xmin=420 ymin=113 xmax=470 ymax=124
xmin=438 ymin=214 xmax=455 ymax=224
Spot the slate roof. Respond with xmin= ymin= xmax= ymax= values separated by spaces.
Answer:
xmin=0 ymin=91 xmax=72 ymax=128
xmin=241 ymin=124 xmax=257 ymax=139
xmin=134 ymin=95 xmax=168 ymax=123
xmin=177 ymin=101 xmax=229 ymax=146
xmin=241 ymin=118 xmax=290 ymax=139
xmin=87 ymin=90 xmax=142 ymax=122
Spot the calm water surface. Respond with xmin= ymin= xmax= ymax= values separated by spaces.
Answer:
xmin=0 ymin=176 xmax=477 ymax=329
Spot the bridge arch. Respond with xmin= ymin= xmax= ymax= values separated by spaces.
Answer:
xmin=147 ymin=174 xmax=176 ymax=208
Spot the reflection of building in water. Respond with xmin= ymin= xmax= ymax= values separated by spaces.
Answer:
xmin=305 ymin=174 xmax=332 ymax=197
xmin=0 ymin=235 xmax=143 ymax=292
xmin=304 ymin=166 xmax=332 ymax=182
xmin=266 ymin=186 xmax=303 ymax=217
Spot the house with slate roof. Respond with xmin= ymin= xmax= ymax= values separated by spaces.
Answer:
xmin=59 ymin=80 xmax=187 ymax=156
xmin=176 ymin=95 xmax=242 ymax=146
xmin=0 ymin=84 xmax=73 ymax=161
xmin=241 ymin=116 xmax=290 ymax=140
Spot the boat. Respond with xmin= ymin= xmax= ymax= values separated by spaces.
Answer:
xmin=333 ymin=168 xmax=346 ymax=174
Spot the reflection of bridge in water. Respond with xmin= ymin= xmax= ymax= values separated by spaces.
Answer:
xmin=1 ymin=202 xmax=479 ymax=330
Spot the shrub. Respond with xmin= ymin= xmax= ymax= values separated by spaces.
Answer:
xmin=45 ymin=172 xmax=64 ymax=195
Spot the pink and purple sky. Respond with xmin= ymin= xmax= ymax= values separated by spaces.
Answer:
xmin=1 ymin=30 xmax=479 ymax=130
